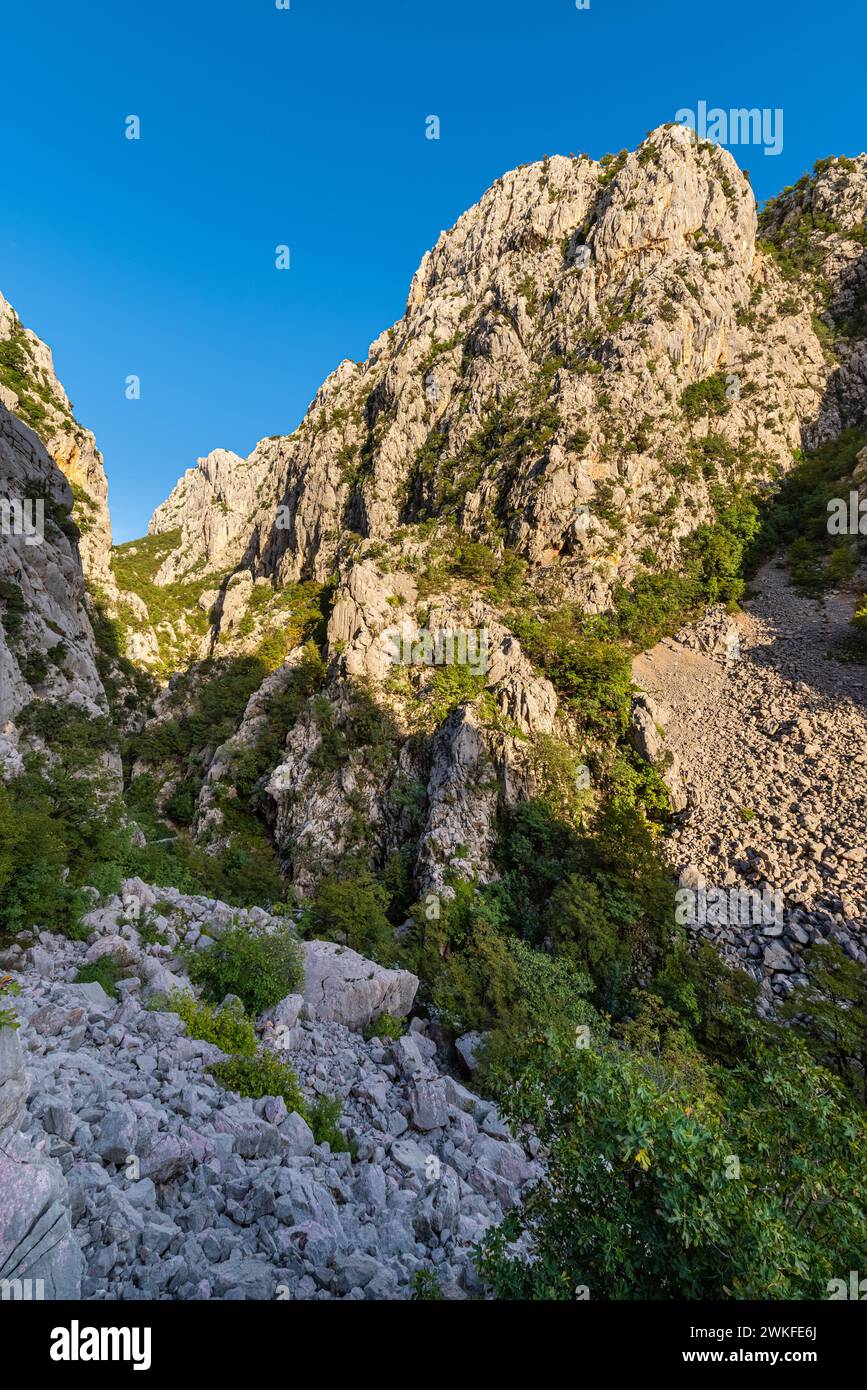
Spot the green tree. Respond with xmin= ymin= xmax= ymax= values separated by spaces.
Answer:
xmin=781 ymin=942 xmax=867 ymax=1106
xmin=299 ymin=865 xmax=395 ymax=962
xmin=478 ymin=1029 xmax=867 ymax=1300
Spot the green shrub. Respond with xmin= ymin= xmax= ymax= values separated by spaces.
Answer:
xmin=306 ymin=1093 xmax=356 ymax=1156
xmin=362 ymin=1012 xmax=405 ymax=1041
xmin=826 ymin=543 xmax=857 ymax=585
xmin=781 ymin=942 xmax=867 ymax=1106
xmin=186 ymin=922 xmax=303 ymax=1015
xmin=427 ymin=662 xmax=487 ymax=723
xmin=477 ymin=1026 xmax=867 ymax=1300
xmin=209 ymin=1049 xmax=307 ymax=1116
xmin=542 ymin=804 xmax=676 ymax=1015
xmin=509 ymin=612 xmax=634 ymax=740
xmin=680 ymin=372 xmax=730 ymax=421
xmin=0 ymin=579 xmax=26 ymax=639
xmin=787 ymin=536 xmax=825 ymax=596
xmin=299 ymin=866 xmax=394 ymax=962
xmin=160 ymin=991 xmax=257 ymax=1055
xmin=0 ymin=975 xmax=22 ymax=1029
xmin=410 ymin=1269 xmax=445 ymax=1300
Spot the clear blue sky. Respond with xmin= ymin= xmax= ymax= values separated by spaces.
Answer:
xmin=1 ymin=0 xmax=864 ymax=541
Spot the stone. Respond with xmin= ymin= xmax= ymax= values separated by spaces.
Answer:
xmin=410 ymin=1080 xmax=449 ymax=1132
xmin=300 ymin=940 xmax=418 ymax=1030
xmin=455 ymin=1032 xmax=484 ymax=1073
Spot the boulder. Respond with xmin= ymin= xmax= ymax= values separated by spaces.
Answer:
xmin=0 ymin=1024 xmax=83 ymax=1298
xmin=300 ymin=940 xmax=418 ymax=1031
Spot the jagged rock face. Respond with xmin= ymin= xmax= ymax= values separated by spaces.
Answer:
xmin=0 ymin=404 xmax=108 ymax=736
xmin=149 ymin=447 xmax=279 ymax=585
xmin=758 ymin=154 xmax=867 ymax=441
xmin=0 ymin=291 xmax=113 ymax=588
xmin=85 ymin=137 xmax=867 ymax=901
xmin=256 ymin=552 xmax=562 ymax=891
xmin=192 ymin=651 xmax=308 ymax=848
xmin=265 ymin=685 xmax=395 ymax=895
xmin=628 ymin=691 xmax=688 ymax=815
xmin=148 ymin=126 xmax=842 ymax=630
xmin=416 ymin=706 xmax=503 ymax=893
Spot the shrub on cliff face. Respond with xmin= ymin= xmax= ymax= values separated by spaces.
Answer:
xmin=680 ymin=371 xmax=730 ymax=421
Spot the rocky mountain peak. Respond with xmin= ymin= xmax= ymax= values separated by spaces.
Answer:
xmin=138 ymin=124 xmax=837 ymax=656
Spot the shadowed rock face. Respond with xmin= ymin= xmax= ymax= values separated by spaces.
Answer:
xmin=0 ymin=404 xmax=108 ymax=735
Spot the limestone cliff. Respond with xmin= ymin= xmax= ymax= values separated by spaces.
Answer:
xmin=0 ymin=291 xmax=113 ymax=588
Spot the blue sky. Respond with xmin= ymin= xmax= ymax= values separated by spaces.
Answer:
xmin=1 ymin=0 xmax=864 ymax=541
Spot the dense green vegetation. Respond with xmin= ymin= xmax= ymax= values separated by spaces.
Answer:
xmin=478 ymin=1012 xmax=867 ymax=1299
xmin=781 ymin=941 xmax=867 ymax=1107
xmin=0 ymin=681 xmax=302 ymax=937
xmin=184 ymin=920 xmax=303 ymax=1016
xmin=157 ymin=991 xmax=258 ymax=1056
xmin=0 ymin=704 xmax=127 ymax=937
xmin=298 ymin=866 xmax=395 ymax=961
xmin=125 ymin=645 xmax=328 ymax=902
xmin=381 ymin=793 xmax=867 ymax=1299
xmin=337 ymin=773 xmax=866 ymax=1298
xmin=748 ymin=430 xmax=867 ymax=599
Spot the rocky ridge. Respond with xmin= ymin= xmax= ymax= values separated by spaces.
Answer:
xmin=149 ymin=127 xmax=842 ymax=614
xmin=118 ymin=134 xmax=867 ymax=901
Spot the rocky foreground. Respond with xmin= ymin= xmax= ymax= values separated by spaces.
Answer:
xmin=0 ymin=880 xmax=539 ymax=1301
